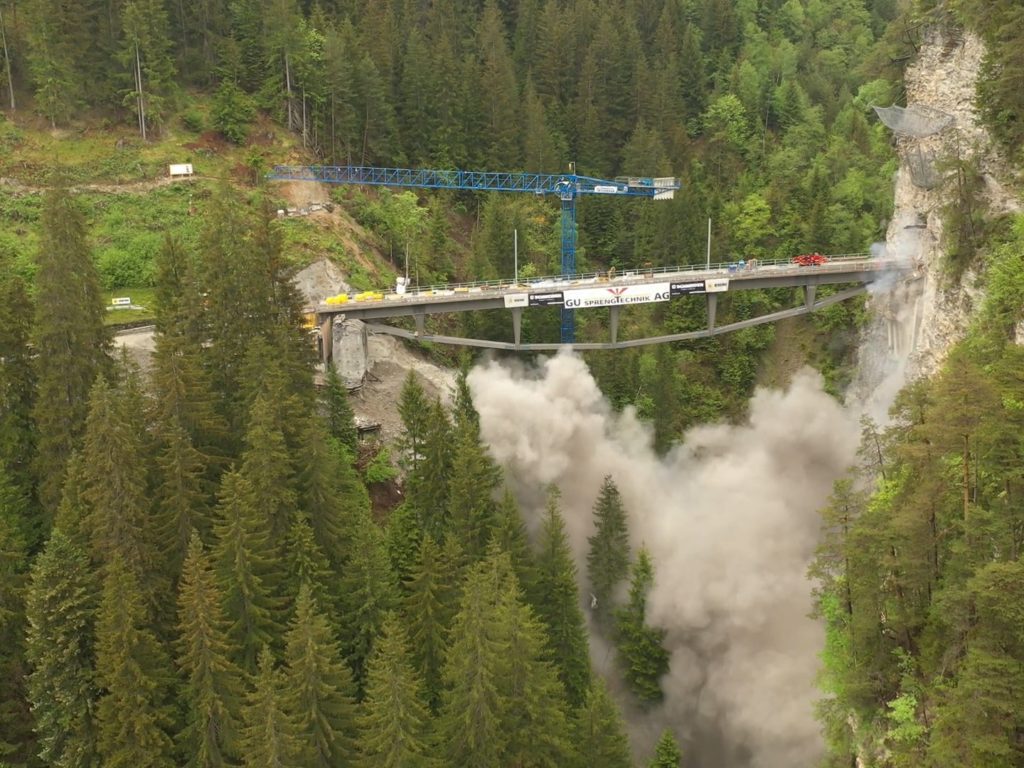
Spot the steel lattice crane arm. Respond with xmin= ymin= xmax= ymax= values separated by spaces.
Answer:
xmin=267 ymin=164 xmax=680 ymax=342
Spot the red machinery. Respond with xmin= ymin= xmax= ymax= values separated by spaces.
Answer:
xmin=793 ymin=252 xmax=828 ymax=266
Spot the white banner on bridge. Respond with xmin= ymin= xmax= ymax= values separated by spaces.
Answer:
xmin=503 ymin=293 xmax=529 ymax=308
xmin=704 ymin=278 xmax=730 ymax=293
xmin=563 ymin=283 xmax=671 ymax=309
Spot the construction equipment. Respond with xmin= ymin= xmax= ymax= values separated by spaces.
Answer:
xmin=267 ymin=164 xmax=680 ymax=342
xmin=793 ymin=252 xmax=828 ymax=266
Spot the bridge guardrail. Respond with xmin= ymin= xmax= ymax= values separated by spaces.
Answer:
xmin=318 ymin=253 xmax=904 ymax=310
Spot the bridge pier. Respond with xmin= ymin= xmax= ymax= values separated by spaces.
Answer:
xmin=805 ymin=285 xmax=817 ymax=308
xmin=319 ymin=315 xmax=333 ymax=364
xmin=414 ymin=311 xmax=425 ymax=336
xmin=512 ymin=307 xmax=522 ymax=347
xmin=706 ymin=293 xmax=718 ymax=330
xmin=610 ymin=306 xmax=620 ymax=344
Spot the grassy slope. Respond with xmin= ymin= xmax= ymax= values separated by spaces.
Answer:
xmin=0 ymin=103 xmax=397 ymax=327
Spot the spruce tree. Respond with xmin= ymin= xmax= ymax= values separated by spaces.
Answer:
xmin=176 ymin=532 xmax=244 ymax=768
xmin=296 ymin=426 xmax=369 ymax=573
xmin=240 ymin=647 xmax=301 ymax=768
xmin=285 ymin=516 xmax=333 ymax=612
xmin=493 ymin=488 xmax=538 ymax=600
xmin=447 ymin=419 xmax=502 ymax=566
xmin=648 ymin=730 xmax=682 ymax=767
xmin=81 ymin=374 xmax=162 ymax=598
xmin=615 ymin=548 xmax=670 ymax=705
xmin=498 ymin=571 xmax=575 ymax=767
xmin=322 ymin=367 xmax=358 ymax=453
xmin=239 ymin=393 xmax=298 ymax=547
xmin=337 ymin=512 xmax=399 ymax=690
xmin=94 ymin=555 xmax=175 ymax=768
xmin=571 ymin=678 xmax=632 ymax=768
xmin=282 ymin=584 xmax=359 ymax=768
xmin=212 ymin=470 xmax=281 ymax=672
xmin=403 ymin=534 xmax=456 ymax=710
xmin=52 ymin=452 xmax=91 ymax=551
xmin=407 ymin=399 xmax=453 ymax=537
xmin=587 ymin=475 xmax=632 ymax=624
xmin=0 ymin=250 xmax=35 ymax=507
xmin=0 ymin=475 xmax=32 ymax=763
xmin=386 ymin=502 xmax=424 ymax=587
xmin=155 ymin=419 xmax=212 ymax=573
xmin=397 ymin=371 xmax=429 ymax=474
xmin=358 ymin=613 xmax=434 ymax=768
xmin=25 ymin=529 xmax=99 ymax=768
xmin=437 ymin=553 xmax=509 ymax=767
xmin=31 ymin=186 xmax=109 ymax=515
xmin=535 ymin=487 xmax=592 ymax=708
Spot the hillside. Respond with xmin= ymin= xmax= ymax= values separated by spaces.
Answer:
xmin=4 ymin=1 xmax=1024 ymax=768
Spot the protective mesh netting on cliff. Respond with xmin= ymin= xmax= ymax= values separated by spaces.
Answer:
xmin=873 ymin=104 xmax=955 ymax=138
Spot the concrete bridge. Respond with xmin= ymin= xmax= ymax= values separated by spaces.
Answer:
xmin=316 ymin=255 xmax=909 ymax=370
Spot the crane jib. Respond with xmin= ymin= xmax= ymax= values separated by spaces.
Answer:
xmin=267 ymin=165 xmax=679 ymax=199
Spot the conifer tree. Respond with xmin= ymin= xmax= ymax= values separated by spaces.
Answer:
xmin=296 ymin=425 xmax=369 ymax=573
xmin=176 ymin=531 xmax=244 ymax=768
xmin=155 ymin=420 xmax=212 ymax=572
xmin=282 ymin=584 xmax=358 ymax=768
xmin=535 ymin=487 xmax=592 ymax=708
xmin=447 ymin=416 xmax=502 ymax=566
xmin=31 ymin=186 xmax=109 ymax=515
xmin=438 ymin=553 xmax=508 ymax=766
xmin=386 ymin=502 xmax=424 ymax=586
xmin=322 ymin=367 xmax=358 ymax=453
xmin=615 ymin=548 xmax=670 ymax=705
xmin=587 ymin=475 xmax=632 ymax=624
xmin=407 ymin=399 xmax=453 ymax=537
xmin=0 ymin=476 xmax=32 ymax=764
xmin=120 ymin=0 xmax=178 ymax=138
xmin=648 ymin=729 xmax=682 ymax=767
xmin=82 ymin=375 xmax=162 ymax=596
xmin=358 ymin=613 xmax=433 ymax=768
xmin=240 ymin=647 xmax=301 ymax=768
xmin=493 ymin=488 xmax=538 ymax=599
xmin=53 ymin=452 xmax=91 ymax=551
xmin=94 ymin=555 xmax=175 ymax=768
xmin=397 ymin=371 xmax=429 ymax=473
xmin=499 ymin=570 xmax=575 ymax=767
xmin=0 ymin=251 xmax=35 ymax=506
xmin=337 ymin=512 xmax=399 ymax=690
xmin=285 ymin=516 xmax=333 ymax=612
xmin=403 ymin=534 xmax=456 ymax=710
xmin=239 ymin=393 xmax=298 ymax=547
xmin=571 ymin=678 xmax=632 ymax=768
xmin=212 ymin=470 xmax=281 ymax=672
xmin=25 ymin=528 xmax=99 ymax=768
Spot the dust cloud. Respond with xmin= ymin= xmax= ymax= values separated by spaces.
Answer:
xmin=469 ymin=354 xmax=862 ymax=767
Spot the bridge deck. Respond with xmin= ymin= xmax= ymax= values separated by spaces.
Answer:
xmin=314 ymin=256 xmax=906 ymax=322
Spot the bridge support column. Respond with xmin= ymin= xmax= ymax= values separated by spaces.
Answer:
xmin=706 ymin=293 xmax=718 ymax=330
xmin=805 ymin=285 xmax=817 ymax=308
xmin=609 ymin=306 xmax=620 ymax=344
xmin=512 ymin=307 xmax=522 ymax=347
xmin=414 ymin=311 xmax=425 ymax=336
xmin=319 ymin=314 xmax=333 ymax=364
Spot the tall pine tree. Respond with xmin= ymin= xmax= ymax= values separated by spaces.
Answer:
xmin=587 ymin=475 xmax=631 ymax=625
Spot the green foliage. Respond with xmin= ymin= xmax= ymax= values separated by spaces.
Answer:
xmin=25 ymin=529 xmax=100 ymax=768
xmin=211 ymin=80 xmax=254 ymax=144
xmin=240 ymin=647 xmax=301 ymax=767
xmin=614 ymin=548 xmax=669 ymax=706
xmin=570 ymin=679 xmax=632 ymax=768
xmin=358 ymin=614 xmax=434 ymax=768
xmin=365 ymin=446 xmax=398 ymax=485
xmin=587 ymin=476 xmax=631 ymax=626
xmin=648 ymin=730 xmax=682 ymax=767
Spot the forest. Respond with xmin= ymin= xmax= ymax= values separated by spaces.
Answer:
xmin=2 ymin=0 xmax=1024 ymax=766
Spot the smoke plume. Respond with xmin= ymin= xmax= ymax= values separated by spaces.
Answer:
xmin=469 ymin=354 xmax=862 ymax=767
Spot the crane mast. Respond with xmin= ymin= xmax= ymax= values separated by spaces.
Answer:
xmin=268 ymin=164 xmax=680 ymax=342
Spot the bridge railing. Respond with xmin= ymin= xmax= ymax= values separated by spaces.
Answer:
xmin=320 ymin=252 xmax=895 ymax=307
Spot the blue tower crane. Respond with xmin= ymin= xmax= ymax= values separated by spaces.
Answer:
xmin=267 ymin=163 xmax=680 ymax=342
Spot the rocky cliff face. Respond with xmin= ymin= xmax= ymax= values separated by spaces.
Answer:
xmin=854 ymin=27 xmax=1021 ymax=415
